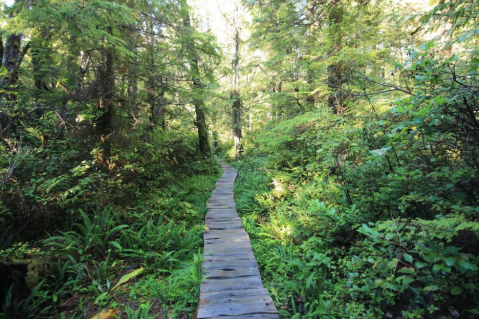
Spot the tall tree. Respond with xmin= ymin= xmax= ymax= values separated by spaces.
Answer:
xmin=96 ymin=26 xmax=115 ymax=163
xmin=0 ymin=0 xmax=29 ymax=104
xmin=181 ymin=0 xmax=211 ymax=158
xmin=231 ymin=2 xmax=242 ymax=159
xmin=326 ymin=0 xmax=345 ymax=114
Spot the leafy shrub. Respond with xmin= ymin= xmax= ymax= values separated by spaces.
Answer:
xmin=347 ymin=217 xmax=479 ymax=318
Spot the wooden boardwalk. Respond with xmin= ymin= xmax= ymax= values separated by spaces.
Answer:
xmin=197 ymin=162 xmax=279 ymax=319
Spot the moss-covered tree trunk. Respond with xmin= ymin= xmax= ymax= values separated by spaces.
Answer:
xmin=1 ymin=33 xmax=24 ymax=102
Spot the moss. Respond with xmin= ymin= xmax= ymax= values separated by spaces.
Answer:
xmin=24 ymin=258 xmax=42 ymax=291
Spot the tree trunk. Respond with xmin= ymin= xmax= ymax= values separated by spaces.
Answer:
xmin=191 ymin=70 xmax=211 ymax=158
xmin=148 ymin=81 xmax=167 ymax=132
xmin=96 ymin=33 xmax=115 ymax=163
xmin=327 ymin=1 xmax=345 ymax=115
xmin=232 ymin=28 xmax=242 ymax=160
xmin=1 ymin=33 xmax=23 ymax=102
xmin=0 ymin=34 xmax=4 ymax=66
xmin=127 ymin=0 xmax=138 ymax=109
xmin=182 ymin=3 xmax=211 ymax=158
xmin=232 ymin=90 xmax=242 ymax=159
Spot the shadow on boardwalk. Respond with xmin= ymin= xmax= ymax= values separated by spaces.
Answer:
xmin=197 ymin=162 xmax=279 ymax=319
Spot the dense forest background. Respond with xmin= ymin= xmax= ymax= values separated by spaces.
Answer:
xmin=0 ymin=0 xmax=478 ymax=318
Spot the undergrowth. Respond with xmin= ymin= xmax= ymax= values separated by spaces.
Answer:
xmin=0 ymin=141 xmax=220 ymax=318
xmin=234 ymin=104 xmax=479 ymax=319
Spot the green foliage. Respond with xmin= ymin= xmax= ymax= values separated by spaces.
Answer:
xmin=1 ymin=282 xmax=51 ymax=319
xmin=234 ymin=2 xmax=479 ymax=316
xmin=1 ymin=158 xmax=219 ymax=318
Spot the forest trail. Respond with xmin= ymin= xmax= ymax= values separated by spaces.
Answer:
xmin=197 ymin=162 xmax=279 ymax=319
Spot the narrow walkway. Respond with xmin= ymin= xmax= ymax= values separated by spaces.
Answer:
xmin=197 ymin=162 xmax=279 ymax=319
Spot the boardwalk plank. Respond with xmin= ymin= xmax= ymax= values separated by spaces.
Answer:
xmin=198 ymin=162 xmax=278 ymax=319
xmin=197 ymin=289 xmax=277 ymax=318
xmin=204 ymin=241 xmax=252 ymax=250
xmin=200 ymin=276 xmax=263 ymax=292
xmin=203 ymin=251 xmax=255 ymax=260
xmin=203 ymin=229 xmax=247 ymax=239
xmin=206 ymin=223 xmax=243 ymax=230
xmin=207 ymin=316 xmax=278 ymax=319
xmin=202 ymin=260 xmax=259 ymax=272
xmin=203 ymin=267 xmax=260 ymax=278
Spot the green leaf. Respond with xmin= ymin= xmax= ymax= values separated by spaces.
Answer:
xmin=111 ymin=267 xmax=145 ymax=292
xmin=369 ymin=147 xmax=391 ymax=157
xmin=459 ymin=260 xmax=478 ymax=271
xmin=443 ymin=246 xmax=461 ymax=255
xmin=415 ymin=75 xmax=427 ymax=83
xmin=403 ymin=253 xmax=413 ymax=263
xmin=415 ymin=261 xmax=427 ymax=269
xmin=402 ymin=277 xmax=415 ymax=286
xmin=358 ymin=224 xmax=380 ymax=237
xmin=433 ymin=264 xmax=444 ymax=272
xmin=424 ymin=285 xmax=439 ymax=291
xmin=420 ymin=40 xmax=434 ymax=51
xmin=464 ymin=283 xmax=477 ymax=290
xmin=109 ymin=241 xmax=122 ymax=251
xmin=398 ymin=275 xmax=415 ymax=286
xmin=444 ymin=257 xmax=455 ymax=267
xmin=451 ymin=286 xmax=463 ymax=295
xmin=388 ymin=258 xmax=399 ymax=269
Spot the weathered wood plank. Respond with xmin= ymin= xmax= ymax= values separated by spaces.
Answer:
xmin=198 ymin=162 xmax=278 ymax=319
xmin=206 ymin=222 xmax=243 ymax=230
xmin=206 ymin=210 xmax=239 ymax=214
xmin=203 ymin=267 xmax=260 ymax=278
xmin=204 ymin=239 xmax=252 ymax=249
xmin=205 ymin=215 xmax=241 ymax=222
xmin=206 ymin=204 xmax=236 ymax=210
xmin=205 ymin=238 xmax=251 ymax=246
xmin=204 ymin=246 xmax=253 ymax=256
xmin=197 ymin=289 xmax=277 ymax=318
xmin=204 ymin=242 xmax=252 ymax=252
xmin=204 ymin=251 xmax=255 ymax=260
xmin=203 ymin=231 xmax=249 ymax=239
xmin=207 ymin=315 xmax=279 ymax=319
xmin=202 ymin=258 xmax=259 ymax=270
xmin=203 ymin=256 xmax=257 ymax=263
xmin=200 ymin=276 xmax=263 ymax=292
xmin=205 ymin=212 xmax=239 ymax=216
xmin=200 ymin=288 xmax=272 ymax=300
xmin=205 ymin=219 xmax=243 ymax=225
xmin=203 ymin=229 xmax=247 ymax=239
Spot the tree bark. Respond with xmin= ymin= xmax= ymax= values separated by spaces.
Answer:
xmin=232 ymin=27 xmax=242 ymax=160
xmin=192 ymin=69 xmax=211 ymax=158
xmin=1 ymin=33 xmax=24 ymax=102
xmin=182 ymin=3 xmax=211 ymax=158
xmin=0 ymin=34 xmax=4 ymax=65
xmin=96 ymin=29 xmax=115 ymax=163
xmin=327 ymin=1 xmax=345 ymax=115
